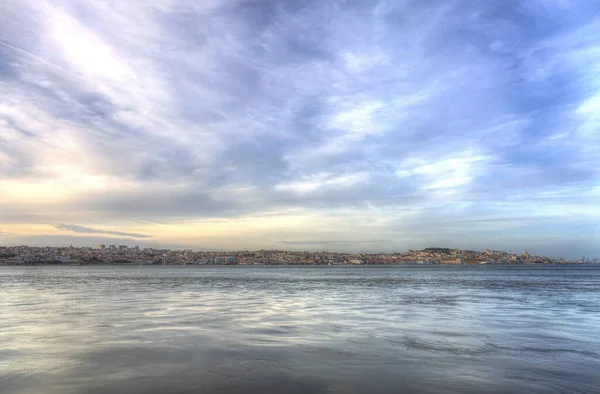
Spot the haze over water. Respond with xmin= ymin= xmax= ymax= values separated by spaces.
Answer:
xmin=1 ymin=265 xmax=599 ymax=394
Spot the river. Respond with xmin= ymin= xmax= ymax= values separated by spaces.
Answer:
xmin=1 ymin=265 xmax=599 ymax=393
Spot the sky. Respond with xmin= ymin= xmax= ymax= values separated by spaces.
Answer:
xmin=0 ymin=0 xmax=599 ymax=258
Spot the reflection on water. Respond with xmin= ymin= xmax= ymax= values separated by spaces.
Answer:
xmin=1 ymin=265 xmax=599 ymax=393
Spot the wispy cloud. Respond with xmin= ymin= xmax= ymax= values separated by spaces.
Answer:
xmin=54 ymin=224 xmax=151 ymax=239
xmin=1 ymin=0 xmax=599 ymax=257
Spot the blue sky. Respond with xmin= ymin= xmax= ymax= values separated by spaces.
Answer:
xmin=0 ymin=0 xmax=599 ymax=258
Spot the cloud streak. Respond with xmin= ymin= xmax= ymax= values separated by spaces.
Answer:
xmin=54 ymin=224 xmax=151 ymax=239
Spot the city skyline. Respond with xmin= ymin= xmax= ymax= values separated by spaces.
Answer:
xmin=2 ymin=244 xmax=588 ymax=265
xmin=1 ymin=1 xmax=600 ymax=259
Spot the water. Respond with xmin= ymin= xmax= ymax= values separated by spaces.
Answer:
xmin=1 ymin=265 xmax=599 ymax=394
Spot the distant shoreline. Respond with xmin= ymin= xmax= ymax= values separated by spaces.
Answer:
xmin=0 ymin=262 xmax=591 ymax=267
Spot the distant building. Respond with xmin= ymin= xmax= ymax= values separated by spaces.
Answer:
xmin=98 ymin=244 xmax=105 ymax=250
xmin=440 ymin=258 xmax=463 ymax=264
xmin=118 ymin=245 xmax=127 ymax=250
xmin=108 ymin=245 xmax=116 ymax=250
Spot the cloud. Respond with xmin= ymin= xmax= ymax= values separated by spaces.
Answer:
xmin=0 ymin=0 xmax=599 ymax=258
xmin=54 ymin=224 xmax=151 ymax=239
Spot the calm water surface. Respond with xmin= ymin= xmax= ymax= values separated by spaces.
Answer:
xmin=1 ymin=265 xmax=599 ymax=393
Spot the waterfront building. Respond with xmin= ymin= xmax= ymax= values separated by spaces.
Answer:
xmin=439 ymin=258 xmax=464 ymax=264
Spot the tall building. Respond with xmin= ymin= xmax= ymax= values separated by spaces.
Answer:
xmin=98 ymin=244 xmax=105 ymax=250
